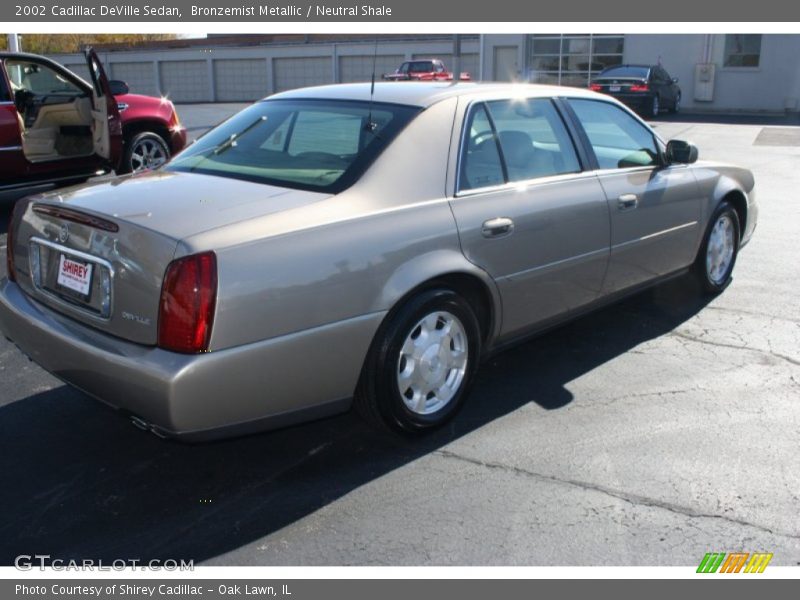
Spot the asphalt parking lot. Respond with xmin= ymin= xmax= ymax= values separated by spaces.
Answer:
xmin=0 ymin=105 xmax=798 ymax=566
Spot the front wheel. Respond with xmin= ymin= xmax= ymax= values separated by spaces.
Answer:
xmin=693 ymin=201 xmax=741 ymax=294
xmin=355 ymin=289 xmax=482 ymax=434
xmin=670 ymin=93 xmax=681 ymax=114
xmin=119 ymin=131 xmax=171 ymax=174
xmin=650 ymin=95 xmax=661 ymax=118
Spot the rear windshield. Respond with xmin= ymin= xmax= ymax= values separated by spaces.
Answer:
xmin=166 ymin=99 xmax=419 ymax=193
xmin=597 ymin=66 xmax=650 ymax=79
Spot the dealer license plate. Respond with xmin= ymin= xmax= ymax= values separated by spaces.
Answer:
xmin=57 ymin=254 xmax=93 ymax=299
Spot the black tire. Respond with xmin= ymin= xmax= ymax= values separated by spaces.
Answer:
xmin=119 ymin=131 xmax=171 ymax=174
xmin=355 ymin=288 xmax=482 ymax=434
xmin=650 ymin=95 xmax=661 ymax=118
xmin=670 ymin=93 xmax=681 ymax=114
xmin=693 ymin=201 xmax=741 ymax=294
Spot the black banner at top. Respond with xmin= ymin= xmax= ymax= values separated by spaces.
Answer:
xmin=3 ymin=0 xmax=800 ymax=22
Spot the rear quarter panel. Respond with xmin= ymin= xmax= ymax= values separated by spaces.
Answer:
xmin=176 ymin=97 xmax=501 ymax=353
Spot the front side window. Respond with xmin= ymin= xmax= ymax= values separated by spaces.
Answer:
xmin=167 ymin=99 xmax=418 ymax=193
xmin=568 ymin=99 xmax=659 ymax=170
xmin=409 ymin=61 xmax=435 ymax=73
xmin=5 ymin=59 xmax=83 ymax=97
xmin=724 ymin=34 xmax=762 ymax=67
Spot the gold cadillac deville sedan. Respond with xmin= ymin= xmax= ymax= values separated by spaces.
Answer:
xmin=0 ymin=82 xmax=757 ymax=440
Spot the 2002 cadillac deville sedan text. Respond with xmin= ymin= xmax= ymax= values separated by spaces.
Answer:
xmin=0 ymin=82 xmax=757 ymax=440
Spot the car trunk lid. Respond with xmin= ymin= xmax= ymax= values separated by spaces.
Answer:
xmin=9 ymin=170 xmax=331 ymax=345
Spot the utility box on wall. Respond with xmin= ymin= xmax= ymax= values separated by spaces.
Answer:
xmin=694 ymin=63 xmax=715 ymax=102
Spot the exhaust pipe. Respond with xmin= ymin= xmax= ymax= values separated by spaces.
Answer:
xmin=129 ymin=415 xmax=169 ymax=439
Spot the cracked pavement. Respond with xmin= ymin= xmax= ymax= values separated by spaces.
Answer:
xmin=0 ymin=110 xmax=798 ymax=566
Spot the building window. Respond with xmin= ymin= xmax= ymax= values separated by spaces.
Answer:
xmin=526 ymin=34 xmax=624 ymax=88
xmin=723 ymin=34 xmax=762 ymax=67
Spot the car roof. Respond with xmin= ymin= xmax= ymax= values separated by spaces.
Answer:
xmin=266 ymin=82 xmax=605 ymax=108
xmin=601 ymin=64 xmax=653 ymax=71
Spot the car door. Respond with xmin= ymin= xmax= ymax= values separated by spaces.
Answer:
xmin=84 ymin=48 xmax=123 ymax=167
xmin=449 ymin=97 xmax=610 ymax=339
xmin=662 ymin=67 xmax=679 ymax=104
xmin=654 ymin=67 xmax=674 ymax=106
xmin=566 ymin=98 xmax=702 ymax=294
xmin=0 ymin=58 xmax=28 ymax=188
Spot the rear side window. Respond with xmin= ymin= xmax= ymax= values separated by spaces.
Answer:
xmin=486 ymin=99 xmax=581 ymax=182
xmin=459 ymin=104 xmax=505 ymax=191
xmin=459 ymin=98 xmax=581 ymax=191
xmin=568 ymin=99 xmax=659 ymax=169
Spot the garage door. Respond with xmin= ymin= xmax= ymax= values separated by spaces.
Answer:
xmin=411 ymin=53 xmax=480 ymax=78
xmin=213 ymin=59 xmax=268 ymax=101
xmin=339 ymin=54 xmax=405 ymax=83
xmin=111 ymin=62 xmax=157 ymax=96
xmin=273 ymin=57 xmax=332 ymax=93
xmin=160 ymin=60 xmax=210 ymax=102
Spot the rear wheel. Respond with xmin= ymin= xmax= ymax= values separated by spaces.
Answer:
xmin=355 ymin=289 xmax=481 ymax=434
xmin=120 ymin=131 xmax=170 ymax=174
xmin=693 ymin=201 xmax=740 ymax=294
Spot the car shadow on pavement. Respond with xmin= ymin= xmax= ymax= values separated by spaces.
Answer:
xmin=0 ymin=275 xmax=712 ymax=565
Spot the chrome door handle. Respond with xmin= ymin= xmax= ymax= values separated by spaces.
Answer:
xmin=481 ymin=217 xmax=515 ymax=238
xmin=618 ymin=194 xmax=639 ymax=210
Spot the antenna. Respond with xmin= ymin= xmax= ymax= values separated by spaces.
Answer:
xmin=365 ymin=37 xmax=378 ymax=133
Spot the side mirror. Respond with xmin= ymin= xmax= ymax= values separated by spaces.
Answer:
xmin=109 ymin=79 xmax=129 ymax=96
xmin=666 ymin=139 xmax=698 ymax=164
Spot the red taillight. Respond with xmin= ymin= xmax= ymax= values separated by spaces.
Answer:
xmin=630 ymin=83 xmax=650 ymax=92
xmin=158 ymin=251 xmax=217 ymax=354
xmin=589 ymin=83 xmax=602 ymax=91
xmin=6 ymin=202 xmax=18 ymax=282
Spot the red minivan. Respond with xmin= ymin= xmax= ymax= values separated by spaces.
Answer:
xmin=0 ymin=48 xmax=186 ymax=198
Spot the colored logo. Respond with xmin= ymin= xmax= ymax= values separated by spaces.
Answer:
xmin=697 ymin=552 xmax=773 ymax=573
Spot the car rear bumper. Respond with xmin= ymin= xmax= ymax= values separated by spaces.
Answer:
xmin=0 ymin=279 xmax=382 ymax=441
xmin=609 ymin=93 xmax=653 ymax=110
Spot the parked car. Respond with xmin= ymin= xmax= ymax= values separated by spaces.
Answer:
xmin=0 ymin=82 xmax=756 ymax=441
xmin=383 ymin=59 xmax=470 ymax=81
xmin=590 ymin=64 xmax=681 ymax=118
xmin=0 ymin=49 xmax=186 ymax=198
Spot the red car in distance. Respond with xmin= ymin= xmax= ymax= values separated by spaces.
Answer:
xmin=383 ymin=59 xmax=471 ymax=82
xmin=0 ymin=49 xmax=186 ymax=199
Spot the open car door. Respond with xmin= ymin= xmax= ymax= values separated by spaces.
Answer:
xmin=84 ymin=48 xmax=122 ymax=168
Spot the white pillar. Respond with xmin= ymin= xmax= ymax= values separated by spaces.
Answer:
xmin=8 ymin=34 xmax=21 ymax=52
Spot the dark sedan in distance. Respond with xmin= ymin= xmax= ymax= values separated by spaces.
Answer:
xmin=590 ymin=64 xmax=681 ymax=118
